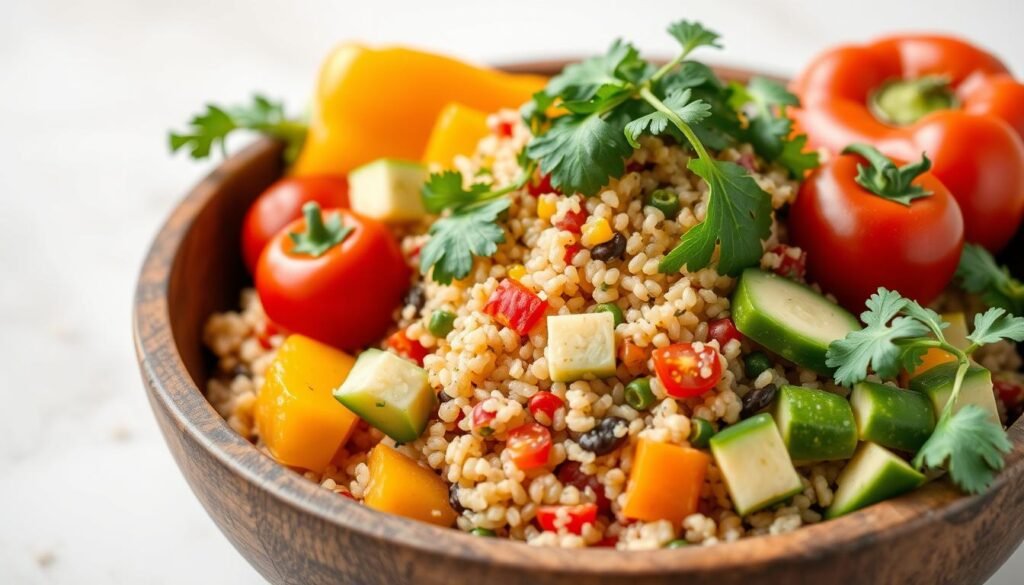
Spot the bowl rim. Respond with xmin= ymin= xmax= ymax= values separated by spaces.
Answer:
xmin=134 ymin=62 xmax=1024 ymax=577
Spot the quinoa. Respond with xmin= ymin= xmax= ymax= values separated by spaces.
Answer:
xmin=202 ymin=109 xmax=1023 ymax=549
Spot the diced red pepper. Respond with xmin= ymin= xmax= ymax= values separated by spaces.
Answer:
xmin=496 ymin=119 xmax=516 ymax=138
xmin=771 ymin=245 xmax=807 ymax=280
xmin=536 ymin=503 xmax=598 ymax=534
xmin=555 ymin=208 xmax=587 ymax=233
xmin=483 ymin=279 xmax=548 ymax=335
xmin=707 ymin=318 xmax=743 ymax=348
xmin=506 ymin=423 xmax=552 ymax=470
xmin=528 ymin=391 xmax=564 ymax=424
xmin=527 ymin=173 xmax=560 ymax=197
xmin=471 ymin=403 xmax=497 ymax=436
xmin=563 ymin=243 xmax=582 ymax=265
xmin=386 ymin=330 xmax=430 ymax=366
xmin=556 ymin=461 xmax=611 ymax=513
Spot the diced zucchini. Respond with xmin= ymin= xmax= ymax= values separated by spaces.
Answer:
xmin=943 ymin=312 xmax=970 ymax=350
xmin=348 ymin=158 xmax=428 ymax=223
xmin=909 ymin=362 xmax=999 ymax=423
xmin=851 ymin=381 xmax=935 ymax=453
xmin=333 ymin=349 xmax=437 ymax=442
xmin=826 ymin=442 xmax=925 ymax=519
xmin=731 ymin=269 xmax=860 ymax=375
xmin=709 ymin=413 xmax=803 ymax=516
xmin=545 ymin=312 xmax=616 ymax=383
xmin=772 ymin=385 xmax=857 ymax=461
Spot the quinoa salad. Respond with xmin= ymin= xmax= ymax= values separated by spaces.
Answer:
xmin=175 ymin=20 xmax=1024 ymax=550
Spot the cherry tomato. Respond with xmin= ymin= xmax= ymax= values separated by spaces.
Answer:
xmin=505 ymin=423 xmax=552 ymax=470
xmin=386 ymin=330 xmax=429 ymax=366
xmin=653 ymin=343 xmax=722 ymax=398
xmin=535 ymin=503 xmax=598 ymax=534
xmin=556 ymin=461 xmax=611 ymax=513
xmin=256 ymin=204 xmax=408 ymax=352
xmin=528 ymin=392 xmax=563 ymax=424
xmin=241 ymin=176 xmax=349 ymax=273
xmin=471 ymin=403 xmax=497 ymax=437
xmin=770 ymin=245 xmax=807 ymax=280
xmin=554 ymin=208 xmax=587 ymax=233
xmin=707 ymin=318 xmax=742 ymax=348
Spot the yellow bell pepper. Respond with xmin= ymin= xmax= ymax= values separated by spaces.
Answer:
xmin=364 ymin=445 xmax=457 ymax=527
xmin=254 ymin=334 xmax=360 ymax=472
xmin=422 ymin=103 xmax=490 ymax=167
xmin=292 ymin=44 xmax=547 ymax=176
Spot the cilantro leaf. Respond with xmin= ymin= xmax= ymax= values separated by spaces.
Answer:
xmin=665 ymin=20 xmax=722 ymax=55
xmin=169 ymin=94 xmax=306 ymax=163
xmin=956 ymin=244 xmax=1024 ymax=315
xmin=913 ymin=405 xmax=1011 ymax=494
xmin=545 ymin=40 xmax=641 ymax=102
xmin=729 ymin=77 xmax=818 ymax=177
xmin=624 ymin=89 xmax=711 ymax=148
xmin=419 ymin=199 xmax=510 ymax=284
xmin=421 ymin=170 xmax=490 ymax=213
xmin=966 ymin=307 xmax=1024 ymax=347
xmin=658 ymin=159 xmax=772 ymax=275
xmin=526 ymin=111 xmax=633 ymax=196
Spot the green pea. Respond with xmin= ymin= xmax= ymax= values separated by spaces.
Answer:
xmin=744 ymin=351 xmax=774 ymax=379
xmin=593 ymin=302 xmax=625 ymax=327
xmin=470 ymin=527 xmax=496 ymax=537
xmin=428 ymin=310 xmax=456 ymax=338
xmin=646 ymin=189 xmax=681 ymax=219
xmin=625 ymin=378 xmax=656 ymax=411
xmin=666 ymin=539 xmax=689 ymax=549
xmin=689 ymin=417 xmax=715 ymax=449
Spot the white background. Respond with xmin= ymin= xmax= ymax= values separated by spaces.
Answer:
xmin=1 ymin=1 xmax=1021 ymax=583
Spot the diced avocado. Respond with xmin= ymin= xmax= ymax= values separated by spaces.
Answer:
xmin=731 ymin=269 xmax=860 ymax=375
xmin=709 ymin=413 xmax=803 ymax=516
xmin=772 ymin=385 xmax=857 ymax=461
xmin=333 ymin=349 xmax=437 ymax=442
xmin=545 ymin=312 xmax=616 ymax=383
xmin=826 ymin=442 xmax=925 ymax=519
xmin=909 ymin=362 xmax=999 ymax=423
xmin=851 ymin=381 xmax=935 ymax=453
xmin=348 ymin=158 xmax=428 ymax=223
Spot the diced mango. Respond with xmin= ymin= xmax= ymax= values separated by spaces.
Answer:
xmin=364 ymin=445 xmax=457 ymax=527
xmin=255 ymin=334 xmax=360 ymax=472
xmin=623 ymin=439 xmax=709 ymax=525
xmin=422 ymin=103 xmax=490 ymax=167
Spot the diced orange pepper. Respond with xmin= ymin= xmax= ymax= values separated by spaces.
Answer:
xmin=422 ymin=103 xmax=490 ymax=167
xmin=364 ymin=445 xmax=457 ymax=527
xmin=623 ymin=439 xmax=709 ymax=525
xmin=254 ymin=334 xmax=359 ymax=472
xmin=292 ymin=44 xmax=546 ymax=176
xmin=902 ymin=312 xmax=970 ymax=384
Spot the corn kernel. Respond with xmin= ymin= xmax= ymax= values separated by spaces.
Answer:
xmin=537 ymin=197 xmax=556 ymax=221
xmin=508 ymin=265 xmax=527 ymax=281
xmin=581 ymin=218 xmax=614 ymax=247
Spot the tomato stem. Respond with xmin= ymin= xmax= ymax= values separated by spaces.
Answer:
xmin=288 ymin=202 xmax=352 ymax=257
xmin=842 ymin=143 xmax=934 ymax=206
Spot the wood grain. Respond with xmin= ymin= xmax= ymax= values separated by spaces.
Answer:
xmin=133 ymin=64 xmax=1024 ymax=585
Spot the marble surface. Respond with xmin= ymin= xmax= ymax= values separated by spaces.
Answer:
xmin=2 ymin=0 xmax=1021 ymax=582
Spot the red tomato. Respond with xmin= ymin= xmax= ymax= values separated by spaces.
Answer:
xmin=471 ymin=403 xmax=497 ymax=436
xmin=789 ymin=152 xmax=964 ymax=310
xmin=496 ymin=119 xmax=516 ymax=138
xmin=505 ymin=423 xmax=552 ymax=470
xmin=256 ymin=204 xmax=409 ymax=351
xmin=528 ymin=173 xmax=560 ymax=197
xmin=554 ymin=208 xmax=587 ymax=233
xmin=241 ymin=176 xmax=349 ymax=273
xmin=563 ymin=243 xmax=582 ymax=265
xmin=556 ymin=461 xmax=611 ymax=513
xmin=995 ymin=379 xmax=1023 ymax=407
xmin=386 ymin=330 xmax=429 ymax=366
xmin=770 ymin=245 xmax=807 ymax=280
xmin=528 ymin=392 xmax=563 ymax=424
xmin=707 ymin=318 xmax=742 ymax=348
xmin=535 ymin=503 xmax=598 ymax=534
xmin=653 ymin=343 xmax=722 ymax=398
xmin=483 ymin=279 xmax=549 ymax=335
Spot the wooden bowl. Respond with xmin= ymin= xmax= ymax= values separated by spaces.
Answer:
xmin=134 ymin=64 xmax=1024 ymax=585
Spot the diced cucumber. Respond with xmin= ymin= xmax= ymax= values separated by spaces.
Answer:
xmin=545 ymin=312 xmax=617 ymax=383
xmin=772 ymin=385 xmax=857 ymax=461
xmin=731 ymin=269 xmax=860 ymax=375
xmin=826 ymin=442 xmax=925 ymax=519
xmin=909 ymin=362 xmax=999 ymax=423
xmin=851 ymin=381 xmax=935 ymax=453
xmin=348 ymin=158 xmax=428 ymax=223
xmin=710 ymin=413 xmax=803 ymax=516
xmin=333 ymin=349 xmax=437 ymax=442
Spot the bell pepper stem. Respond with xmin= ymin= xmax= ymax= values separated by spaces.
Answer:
xmin=868 ymin=75 xmax=958 ymax=126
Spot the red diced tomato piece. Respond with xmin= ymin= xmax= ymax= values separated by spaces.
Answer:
xmin=996 ymin=379 xmax=1023 ymax=406
xmin=556 ymin=461 xmax=611 ymax=513
xmin=653 ymin=343 xmax=722 ymax=398
xmin=386 ymin=330 xmax=430 ymax=366
xmin=555 ymin=208 xmax=587 ymax=233
xmin=563 ymin=243 xmax=582 ymax=265
xmin=496 ymin=119 xmax=515 ymax=138
xmin=536 ymin=503 xmax=598 ymax=534
xmin=707 ymin=318 xmax=742 ymax=348
xmin=471 ymin=402 xmax=497 ymax=436
xmin=506 ymin=423 xmax=552 ymax=470
xmin=528 ymin=391 xmax=563 ymax=424
xmin=771 ymin=245 xmax=806 ymax=280
xmin=483 ymin=279 xmax=548 ymax=335
xmin=528 ymin=173 xmax=560 ymax=197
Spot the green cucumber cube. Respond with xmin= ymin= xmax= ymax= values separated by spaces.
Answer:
xmin=772 ymin=385 xmax=857 ymax=461
xmin=333 ymin=349 xmax=437 ymax=442
xmin=826 ymin=442 xmax=925 ymax=519
xmin=909 ymin=362 xmax=999 ymax=423
xmin=710 ymin=413 xmax=804 ymax=516
xmin=545 ymin=312 xmax=616 ymax=383
xmin=348 ymin=158 xmax=428 ymax=223
xmin=851 ymin=381 xmax=935 ymax=453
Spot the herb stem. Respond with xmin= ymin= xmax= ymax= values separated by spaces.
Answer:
xmin=639 ymin=87 xmax=712 ymax=162
xmin=650 ymin=46 xmax=697 ymax=83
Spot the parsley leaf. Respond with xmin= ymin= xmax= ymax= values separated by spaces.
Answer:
xmin=169 ymin=94 xmax=306 ymax=163
xmin=956 ymin=244 xmax=1024 ymax=315
xmin=658 ymin=159 xmax=772 ymax=275
xmin=545 ymin=40 xmax=641 ymax=102
xmin=526 ymin=111 xmax=633 ymax=196
xmin=729 ymin=77 xmax=819 ymax=177
xmin=665 ymin=21 xmax=722 ymax=55
xmin=419 ymin=198 xmax=510 ymax=285
xmin=624 ymin=89 xmax=712 ymax=148
xmin=966 ymin=307 xmax=1024 ymax=347
xmin=913 ymin=405 xmax=1012 ymax=494
xmin=421 ymin=170 xmax=490 ymax=213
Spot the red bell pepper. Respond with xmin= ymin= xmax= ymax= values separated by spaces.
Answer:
xmin=483 ymin=279 xmax=548 ymax=335
xmin=535 ymin=503 xmax=598 ymax=534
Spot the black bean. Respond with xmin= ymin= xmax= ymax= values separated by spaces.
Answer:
xmin=449 ymin=483 xmax=464 ymax=513
xmin=591 ymin=233 xmax=627 ymax=262
xmin=404 ymin=285 xmax=426 ymax=313
xmin=741 ymin=384 xmax=779 ymax=418
xmin=578 ymin=416 xmax=629 ymax=455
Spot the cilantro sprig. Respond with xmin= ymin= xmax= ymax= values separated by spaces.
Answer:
xmin=956 ymin=244 xmax=1024 ymax=316
xmin=728 ymin=77 xmax=819 ymax=177
xmin=169 ymin=94 xmax=307 ymax=163
xmin=826 ymin=288 xmax=1021 ymax=494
